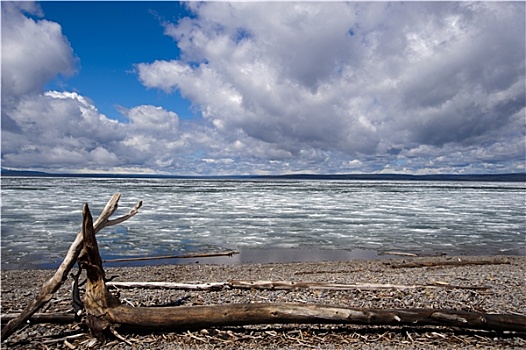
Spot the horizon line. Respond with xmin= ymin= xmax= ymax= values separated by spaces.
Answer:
xmin=1 ymin=168 xmax=525 ymax=182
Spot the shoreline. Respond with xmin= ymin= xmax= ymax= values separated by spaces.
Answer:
xmin=2 ymin=255 xmax=525 ymax=349
xmin=2 ymin=246 xmax=525 ymax=271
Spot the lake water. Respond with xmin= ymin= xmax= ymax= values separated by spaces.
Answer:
xmin=1 ymin=177 xmax=525 ymax=269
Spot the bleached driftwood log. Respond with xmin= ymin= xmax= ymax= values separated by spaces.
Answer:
xmin=1 ymin=194 xmax=142 ymax=340
xmin=77 ymin=204 xmax=526 ymax=339
xmin=107 ymin=280 xmax=490 ymax=291
xmin=108 ymin=281 xmax=228 ymax=291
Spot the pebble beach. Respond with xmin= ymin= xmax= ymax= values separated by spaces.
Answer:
xmin=1 ymin=255 xmax=525 ymax=349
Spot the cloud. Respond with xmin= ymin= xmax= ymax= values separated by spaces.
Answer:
xmin=1 ymin=3 xmax=185 ymax=174
xmin=2 ymin=87 xmax=188 ymax=172
xmin=2 ymin=2 xmax=524 ymax=175
xmin=137 ymin=2 xmax=525 ymax=174
xmin=1 ymin=90 xmax=124 ymax=169
xmin=123 ymin=104 xmax=179 ymax=132
xmin=118 ymin=105 xmax=181 ymax=166
xmin=1 ymin=2 xmax=77 ymax=105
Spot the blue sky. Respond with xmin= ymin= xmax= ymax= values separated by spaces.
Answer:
xmin=2 ymin=1 xmax=525 ymax=175
xmin=42 ymin=2 xmax=194 ymax=122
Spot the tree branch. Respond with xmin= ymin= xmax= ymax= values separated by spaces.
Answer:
xmin=106 ymin=280 xmax=490 ymax=291
xmin=103 ymin=250 xmax=238 ymax=263
xmin=1 ymin=194 xmax=141 ymax=341
xmin=1 ymin=313 xmax=76 ymax=325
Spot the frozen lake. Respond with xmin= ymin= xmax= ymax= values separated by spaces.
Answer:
xmin=1 ymin=177 xmax=525 ymax=269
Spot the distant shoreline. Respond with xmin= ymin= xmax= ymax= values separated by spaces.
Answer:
xmin=2 ymin=168 xmax=525 ymax=182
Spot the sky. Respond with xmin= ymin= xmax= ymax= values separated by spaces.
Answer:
xmin=1 ymin=1 xmax=525 ymax=176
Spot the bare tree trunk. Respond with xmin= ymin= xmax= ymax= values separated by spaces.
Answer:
xmin=77 ymin=204 xmax=526 ymax=339
xmin=78 ymin=203 xmax=123 ymax=339
xmin=1 ymin=194 xmax=142 ymax=340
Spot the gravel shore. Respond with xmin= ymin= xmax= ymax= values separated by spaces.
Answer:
xmin=2 ymin=255 xmax=525 ymax=349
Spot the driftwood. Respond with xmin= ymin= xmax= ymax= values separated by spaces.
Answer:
xmin=91 ymin=303 xmax=526 ymax=333
xmin=381 ymin=251 xmax=447 ymax=257
xmin=385 ymin=258 xmax=511 ymax=269
xmin=107 ymin=280 xmax=490 ymax=291
xmin=77 ymin=204 xmax=526 ymax=339
xmin=1 ymin=312 xmax=76 ymax=325
xmin=2 ymin=307 xmax=525 ymax=333
xmin=228 ymin=280 xmax=490 ymax=291
xmin=1 ymin=193 xmax=142 ymax=340
xmin=103 ymin=250 xmax=239 ymax=263
xmin=108 ymin=281 xmax=228 ymax=291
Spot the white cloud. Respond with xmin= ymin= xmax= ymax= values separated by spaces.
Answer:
xmin=1 ymin=2 xmax=77 ymax=104
xmin=136 ymin=1 xmax=525 ymax=174
xmin=2 ymin=87 xmax=189 ymax=172
xmin=2 ymin=91 xmax=123 ymax=169
xmin=124 ymin=105 xmax=179 ymax=134
xmin=117 ymin=105 xmax=183 ymax=169
xmin=1 ymin=3 xmax=190 ymax=174
xmin=2 ymin=2 xmax=525 ymax=175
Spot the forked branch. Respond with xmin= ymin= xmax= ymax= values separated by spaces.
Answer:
xmin=1 ymin=194 xmax=142 ymax=340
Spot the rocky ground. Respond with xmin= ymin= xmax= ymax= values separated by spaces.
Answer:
xmin=1 ymin=255 xmax=525 ymax=349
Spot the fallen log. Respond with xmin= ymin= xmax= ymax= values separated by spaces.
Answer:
xmin=107 ymin=280 xmax=490 ymax=291
xmin=228 ymin=280 xmax=491 ymax=291
xmin=108 ymin=281 xmax=228 ymax=290
xmin=380 ymin=251 xmax=447 ymax=257
xmin=1 ymin=193 xmax=142 ymax=341
xmin=102 ymin=303 xmax=526 ymax=333
xmin=385 ymin=258 xmax=511 ymax=269
xmin=77 ymin=204 xmax=526 ymax=339
xmin=1 ymin=312 xmax=76 ymax=325
xmin=103 ymin=250 xmax=239 ymax=263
